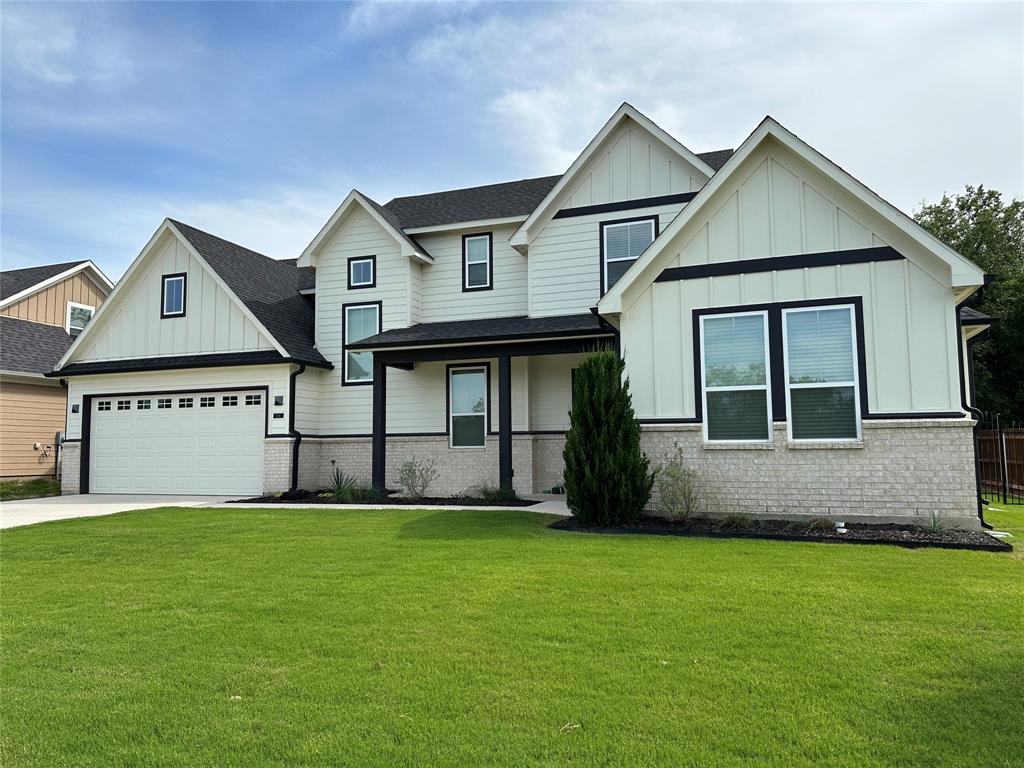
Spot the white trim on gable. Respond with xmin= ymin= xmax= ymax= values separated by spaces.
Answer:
xmin=598 ymin=117 xmax=987 ymax=314
xmin=509 ymin=102 xmax=716 ymax=251
xmin=54 ymin=219 xmax=290 ymax=371
xmin=0 ymin=260 xmax=114 ymax=310
xmin=297 ymin=190 xmax=432 ymax=268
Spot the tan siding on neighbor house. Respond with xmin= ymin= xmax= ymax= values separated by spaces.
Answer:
xmin=1 ymin=273 xmax=108 ymax=328
xmin=0 ymin=380 xmax=65 ymax=478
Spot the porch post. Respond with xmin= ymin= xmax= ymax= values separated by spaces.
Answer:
xmin=498 ymin=354 xmax=513 ymax=491
xmin=371 ymin=356 xmax=387 ymax=492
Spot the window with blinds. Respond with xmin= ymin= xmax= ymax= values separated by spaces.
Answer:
xmin=783 ymin=306 xmax=860 ymax=441
xmin=602 ymin=218 xmax=656 ymax=292
xmin=700 ymin=311 xmax=771 ymax=442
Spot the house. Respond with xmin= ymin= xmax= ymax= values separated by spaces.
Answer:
xmin=49 ymin=104 xmax=992 ymax=527
xmin=1 ymin=260 xmax=113 ymax=479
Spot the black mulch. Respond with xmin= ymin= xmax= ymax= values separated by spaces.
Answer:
xmin=550 ymin=515 xmax=1012 ymax=552
xmin=229 ymin=489 xmax=538 ymax=507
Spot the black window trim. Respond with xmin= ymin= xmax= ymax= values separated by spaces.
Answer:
xmin=160 ymin=273 xmax=187 ymax=319
xmin=462 ymin=232 xmax=493 ymax=293
xmin=599 ymin=215 xmax=659 ymax=295
xmin=342 ymin=300 xmax=383 ymax=386
xmin=347 ymin=255 xmax=377 ymax=290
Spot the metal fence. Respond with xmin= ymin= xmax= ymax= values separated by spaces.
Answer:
xmin=977 ymin=414 xmax=1024 ymax=505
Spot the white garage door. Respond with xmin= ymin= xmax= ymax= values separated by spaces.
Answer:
xmin=90 ymin=390 xmax=266 ymax=495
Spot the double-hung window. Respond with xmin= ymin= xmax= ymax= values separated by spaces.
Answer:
xmin=463 ymin=234 xmax=492 ymax=291
xmin=783 ymin=305 xmax=860 ymax=441
xmin=348 ymin=256 xmax=376 ymax=289
xmin=601 ymin=217 xmax=656 ymax=293
xmin=343 ymin=303 xmax=380 ymax=384
xmin=161 ymin=273 xmax=186 ymax=318
xmin=700 ymin=311 xmax=771 ymax=442
xmin=449 ymin=366 xmax=487 ymax=447
xmin=66 ymin=302 xmax=95 ymax=337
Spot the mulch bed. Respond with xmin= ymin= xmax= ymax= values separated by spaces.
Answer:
xmin=229 ymin=489 xmax=539 ymax=507
xmin=550 ymin=515 xmax=1012 ymax=552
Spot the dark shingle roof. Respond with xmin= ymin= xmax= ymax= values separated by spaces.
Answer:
xmin=383 ymin=175 xmax=563 ymax=230
xmin=1 ymin=260 xmax=89 ymax=301
xmin=279 ymin=259 xmax=316 ymax=291
xmin=0 ymin=316 xmax=74 ymax=375
xmin=696 ymin=149 xmax=734 ymax=171
xmin=54 ymin=351 xmax=292 ymax=377
xmin=168 ymin=220 xmax=330 ymax=368
xmin=959 ymin=306 xmax=993 ymax=325
xmin=361 ymin=194 xmax=432 ymax=258
xmin=348 ymin=313 xmax=612 ymax=349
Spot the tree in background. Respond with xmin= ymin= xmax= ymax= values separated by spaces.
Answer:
xmin=563 ymin=349 xmax=654 ymax=524
xmin=915 ymin=186 xmax=1024 ymax=420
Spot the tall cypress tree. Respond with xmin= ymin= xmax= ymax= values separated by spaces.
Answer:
xmin=563 ymin=349 xmax=654 ymax=525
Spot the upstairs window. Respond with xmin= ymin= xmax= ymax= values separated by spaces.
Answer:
xmin=348 ymin=256 xmax=376 ymax=290
xmin=66 ymin=302 xmax=95 ymax=337
xmin=161 ymin=274 xmax=186 ymax=318
xmin=783 ymin=305 xmax=860 ymax=441
xmin=700 ymin=311 xmax=771 ymax=442
xmin=601 ymin=217 xmax=656 ymax=293
xmin=449 ymin=366 xmax=487 ymax=447
xmin=343 ymin=302 xmax=381 ymax=384
xmin=463 ymin=233 xmax=492 ymax=291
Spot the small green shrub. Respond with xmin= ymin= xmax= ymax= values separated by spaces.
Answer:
xmin=563 ymin=349 xmax=654 ymax=525
xmin=922 ymin=511 xmax=944 ymax=533
xmin=655 ymin=447 xmax=700 ymax=521
xmin=397 ymin=458 xmax=439 ymax=500
xmin=329 ymin=469 xmax=371 ymax=503
xmin=805 ymin=516 xmax=836 ymax=533
xmin=474 ymin=484 xmax=519 ymax=503
xmin=717 ymin=514 xmax=753 ymax=532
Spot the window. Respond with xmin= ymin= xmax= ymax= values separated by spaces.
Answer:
xmin=117 ymin=400 xmax=131 ymax=411
xmin=462 ymin=233 xmax=492 ymax=291
xmin=222 ymin=395 xmax=238 ymax=407
xmin=449 ymin=366 xmax=487 ymax=447
xmin=783 ymin=305 xmax=860 ymax=441
xmin=348 ymin=256 xmax=376 ymax=289
xmin=601 ymin=217 xmax=656 ymax=293
xmin=157 ymin=398 xmax=172 ymax=409
xmin=178 ymin=397 xmax=193 ymax=408
xmin=245 ymin=394 xmax=261 ymax=406
xmin=200 ymin=397 xmax=215 ymax=408
xmin=161 ymin=274 xmax=186 ymax=318
xmin=97 ymin=401 xmax=111 ymax=411
xmin=700 ymin=311 xmax=771 ymax=442
xmin=137 ymin=399 xmax=151 ymax=410
xmin=343 ymin=303 xmax=381 ymax=384
xmin=66 ymin=302 xmax=95 ymax=337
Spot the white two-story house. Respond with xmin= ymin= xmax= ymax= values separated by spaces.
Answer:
xmin=51 ymin=103 xmax=992 ymax=527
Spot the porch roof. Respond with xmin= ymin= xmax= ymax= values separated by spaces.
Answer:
xmin=347 ymin=312 xmax=613 ymax=351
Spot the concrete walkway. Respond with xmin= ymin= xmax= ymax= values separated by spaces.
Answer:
xmin=198 ymin=495 xmax=571 ymax=515
xmin=0 ymin=494 xmax=233 ymax=530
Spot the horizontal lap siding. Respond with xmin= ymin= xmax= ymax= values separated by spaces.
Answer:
xmin=1 ymin=273 xmax=108 ymax=328
xmin=529 ymin=353 xmax=582 ymax=431
xmin=0 ymin=381 xmax=65 ymax=477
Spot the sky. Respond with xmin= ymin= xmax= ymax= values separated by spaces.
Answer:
xmin=2 ymin=1 xmax=1022 ymax=278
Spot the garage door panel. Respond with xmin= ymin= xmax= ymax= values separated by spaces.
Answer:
xmin=90 ymin=389 xmax=265 ymax=495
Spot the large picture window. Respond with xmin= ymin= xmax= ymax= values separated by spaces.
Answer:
xmin=700 ymin=311 xmax=771 ymax=442
xmin=601 ymin=217 xmax=656 ymax=293
xmin=463 ymin=233 xmax=492 ymax=291
xmin=449 ymin=366 xmax=487 ymax=447
xmin=343 ymin=303 xmax=380 ymax=384
xmin=783 ymin=305 xmax=860 ymax=441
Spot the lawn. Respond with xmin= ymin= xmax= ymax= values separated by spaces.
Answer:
xmin=0 ymin=478 xmax=61 ymax=502
xmin=2 ymin=505 xmax=1022 ymax=768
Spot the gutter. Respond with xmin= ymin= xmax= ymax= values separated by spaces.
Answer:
xmin=288 ymin=364 xmax=307 ymax=492
xmin=589 ymin=306 xmax=621 ymax=357
xmin=955 ymin=293 xmax=995 ymax=530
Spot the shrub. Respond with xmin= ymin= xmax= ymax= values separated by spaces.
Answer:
xmin=805 ymin=516 xmax=836 ymax=533
xmin=474 ymin=483 xmax=519 ymax=503
xmin=397 ymin=458 xmax=439 ymax=500
xmin=329 ymin=468 xmax=371 ymax=503
xmin=717 ymin=514 xmax=753 ymax=532
xmin=655 ymin=447 xmax=700 ymax=521
xmin=563 ymin=349 xmax=654 ymax=525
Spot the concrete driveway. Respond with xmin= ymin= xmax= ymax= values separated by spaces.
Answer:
xmin=0 ymin=495 xmax=233 ymax=530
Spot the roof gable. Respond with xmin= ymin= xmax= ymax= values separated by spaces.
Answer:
xmin=599 ymin=117 xmax=987 ymax=313
xmin=0 ymin=260 xmax=113 ymax=308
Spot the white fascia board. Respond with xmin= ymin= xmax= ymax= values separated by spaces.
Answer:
xmin=403 ymin=215 xmax=527 ymax=235
xmin=0 ymin=260 xmax=114 ymax=310
xmin=0 ymin=370 xmax=63 ymax=385
xmin=510 ymin=102 xmax=715 ymax=248
xmin=599 ymin=116 xmax=987 ymax=314
xmin=297 ymin=190 xmax=431 ymax=267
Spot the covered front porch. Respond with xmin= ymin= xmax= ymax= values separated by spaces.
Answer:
xmin=344 ymin=313 xmax=616 ymax=495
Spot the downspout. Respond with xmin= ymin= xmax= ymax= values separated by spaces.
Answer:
xmin=955 ymin=298 xmax=992 ymax=529
xmin=589 ymin=306 xmax=621 ymax=358
xmin=288 ymin=364 xmax=306 ymax=492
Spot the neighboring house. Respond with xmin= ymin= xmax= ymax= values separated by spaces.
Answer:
xmin=1 ymin=260 xmax=113 ymax=479
xmin=51 ymin=104 xmax=992 ymax=527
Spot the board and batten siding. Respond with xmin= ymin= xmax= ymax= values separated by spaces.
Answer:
xmin=1 ymin=273 xmax=108 ymax=328
xmin=529 ymin=202 xmax=687 ymax=317
xmin=415 ymin=224 xmax=528 ymax=322
xmin=72 ymin=231 xmax=275 ymax=362
xmin=618 ymin=137 xmax=962 ymax=419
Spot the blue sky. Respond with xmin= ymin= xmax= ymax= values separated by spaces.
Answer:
xmin=2 ymin=1 xmax=1021 ymax=278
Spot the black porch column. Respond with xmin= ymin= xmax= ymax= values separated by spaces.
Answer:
xmin=371 ymin=356 xmax=387 ymax=492
xmin=498 ymin=354 xmax=513 ymax=491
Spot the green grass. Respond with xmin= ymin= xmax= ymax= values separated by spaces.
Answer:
xmin=2 ymin=507 xmax=1022 ymax=768
xmin=0 ymin=477 xmax=61 ymax=502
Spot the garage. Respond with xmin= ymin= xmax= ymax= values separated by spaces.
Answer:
xmin=89 ymin=389 xmax=266 ymax=495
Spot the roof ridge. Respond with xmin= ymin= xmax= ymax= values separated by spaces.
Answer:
xmin=384 ymin=174 xmax=563 ymax=206
xmin=168 ymin=218 xmax=289 ymax=268
xmin=0 ymin=259 xmax=89 ymax=277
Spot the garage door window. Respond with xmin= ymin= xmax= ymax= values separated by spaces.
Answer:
xmin=98 ymin=401 xmax=111 ymax=411
xmin=117 ymin=400 xmax=131 ymax=411
xmin=158 ymin=398 xmax=171 ymax=409
xmin=178 ymin=398 xmax=193 ymax=408
xmin=200 ymin=397 xmax=215 ymax=407
xmin=245 ymin=394 xmax=261 ymax=406
xmin=137 ymin=399 xmax=151 ymax=410
xmin=223 ymin=395 xmax=238 ymax=406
